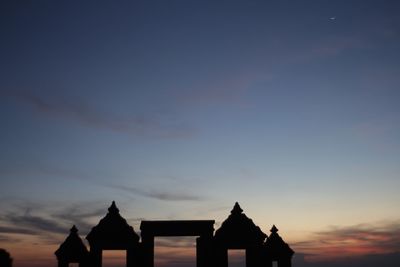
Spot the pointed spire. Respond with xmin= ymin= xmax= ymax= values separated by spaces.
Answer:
xmin=231 ymin=202 xmax=243 ymax=215
xmin=86 ymin=201 xmax=140 ymax=245
xmin=70 ymin=225 xmax=78 ymax=234
xmin=55 ymin=225 xmax=89 ymax=261
xmin=108 ymin=201 xmax=119 ymax=214
xmin=270 ymin=224 xmax=279 ymax=233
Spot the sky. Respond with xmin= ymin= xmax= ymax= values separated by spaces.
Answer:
xmin=0 ymin=0 xmax=400 ymax=267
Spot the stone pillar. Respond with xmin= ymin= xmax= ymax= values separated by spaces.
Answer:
xmin=141 ymin=234 xmax=154 ymax=267
xmin=212 ymin=246 xmax=227 ymax=267
xmin=127 ymin=245 xmax=141 ymax=267
xmin=126 ymin=248 xmax=134 ymax=267
xmin=90 ymin=247 xmax=102 ymax=267
xmin=196 ymin=236 xmax=213 ymax=267
xmin=278 ymin=259 xmax=291 ymax=267
xmin=247 ymin=246 xmax=264 ymax=267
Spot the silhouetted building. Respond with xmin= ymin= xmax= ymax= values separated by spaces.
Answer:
xmin=56 ymin=201 xmax=294 ymax=267
xmin=86 ymin=201 xmax=140 ymax=267
xmin=213 ymin=202 xmax=267 ymax=267
xmin=0 ymin=249 xmax=12 ymax=267
xmin=55 ymin=225 xmax=89 ymax=267
xmin=140 ymin=220 xmax=214 ymax=267
xmin=264 ymin=225 xmax=294 ymax=267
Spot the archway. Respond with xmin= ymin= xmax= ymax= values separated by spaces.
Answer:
xmin=140 ymin=220 xmax=214 ymax=267
xmin=212 ymin=203 xmax=267 ymax=267
xmin=86 ymin=202 xmax=140 ymax=267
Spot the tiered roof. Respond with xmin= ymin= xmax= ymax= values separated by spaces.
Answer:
xmin=214 ymin=202 xmax=267 ymax=247
xmin=55 ymin=225 xmax=88 ymax=262
xmin=86 ymin=201 xmax=139 ymax=249
xmin=264 ymin=225 xmax=294 ymax=259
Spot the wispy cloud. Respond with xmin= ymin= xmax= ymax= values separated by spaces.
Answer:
xmin=0 ymin=201 xmax=107 ymax=245
xmin=4 ymin=90 xmax=196 ymax=138
xmin=0 ymin=234 xmax=21 ymax=243
xmin=155 ymin=236 xmax=196 ymax=248
xmin=0 ymin=225 xmax=38 ymax=235
xmin=2 ymin=210 xmax=66 ymax=235
xmin=308 ymin=35 xmax=370 ymax=58
xmin=283 ymin=34 xmax=371 ymax=66
xmin=0 ymin=162 xmax=95 ymax=183
xmin=154 ymin=240 xmax=196 ymax=267
xmin=0 ymin=162 xmax=204 ymax=203
xmin=294 ymin=221 xmax=400 ymax=262
xmin=52 ymin=206 xmax=106 ymax=234
xmin=293 ymin=252 xmax=400 ymax=267
xmin=173 ymin=71 xmax=267 ymax=107
xmin=108 ymin=184 xmax=204 ymax=202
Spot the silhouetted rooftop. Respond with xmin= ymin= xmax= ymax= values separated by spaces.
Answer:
xmin=264 ymin=225 xmax=294 ymax=259
xmin=86 ymin=201 xmax=139 ymax=248
xmin=214 ymin=202 xmax=267 ymax=247
xmin=55 ymin=225 xmax=88 ymax=262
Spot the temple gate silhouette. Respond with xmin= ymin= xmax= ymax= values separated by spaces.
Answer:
xmin=213 ymin=203 xmax=267 ymax=267
xmin=56 ymin=201 xmax=294 ymax=267
xmin=140 ymin=220 xmax=214 ymax=267
xmin=55 ymin=225 xmax=89 ymax=267
xmin=86 ymin=202 xmax=140 ymax=267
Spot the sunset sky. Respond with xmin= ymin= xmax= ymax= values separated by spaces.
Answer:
xmin=1 ymin=1 xmax=400 ymax=267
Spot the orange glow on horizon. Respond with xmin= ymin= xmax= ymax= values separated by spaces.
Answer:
xmin=295 ymin=233 xmax=400 ymax=262
xmin=154 ymin=237 xmax=196 ymax=267
xmin=102 ymin=250 xmax=126 ymax=267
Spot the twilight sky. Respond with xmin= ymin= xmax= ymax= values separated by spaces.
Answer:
xmin=1 ymin=1 xmax=400 ymax=267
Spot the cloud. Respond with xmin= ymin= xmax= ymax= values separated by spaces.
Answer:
xmin=52 ymin=206 xmax=106 ymax=234
xmin=108 ymin=184 xmax=204 ymax=202
xmin=0 ymin=162 xmax=95 ymax=184
xmin=173 ymin=71 xmax=265 ymax=107
xmin=4 ymin=90 xmax=196 ymax=138
xmin=155 ymin=236 xmax=196 ymax=248
xmin=284 ymin=34 xmax=371 ymax=66
xmin=0 ymin=161 xmax=204 ymax=203
xmin=154 ymin=242 xmax=196 ymax=267
xmin=309 ymin=35 xmax=369 ymax=58
xmin=293 ymin=252 xmax=400 ymax=267
xmin=0 ymin=234 xmax=21 ymax=243
xmin=2 ymin=210 xmax=66 ymax=235
xmin=0 ymin=226 xmax=38 ymax=235
xmin=0 ymin=212 xmax=67 ymax=246
xmin=0 ymin=201 xmax=108 ymax=245
xmin=293 ymin=221 xmax=400 ymax=262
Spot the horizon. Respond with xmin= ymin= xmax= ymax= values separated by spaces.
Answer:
xmin=1 ymin=1 xmax=400 ymax=267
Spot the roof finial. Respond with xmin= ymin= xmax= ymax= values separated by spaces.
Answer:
xmin=270 ymin=224 xmax=279 ymax=233
xmin=108 ymin=201 xmax=119 ymax=214
xmin=70 ymin=225 xmax=78 ymax=234
xmin=231 ymin=202 xmax=243 ymax=215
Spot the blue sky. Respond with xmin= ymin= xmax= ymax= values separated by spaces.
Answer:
xmin=1 ymin=1 xmax=400 ymax=267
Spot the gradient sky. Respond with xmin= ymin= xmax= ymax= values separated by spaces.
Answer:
xmin=1 ymin=1 xmax=400 ymax=267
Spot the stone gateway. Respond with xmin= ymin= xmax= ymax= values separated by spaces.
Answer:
xmin=55 ymin=202 xmax=294 ymax=267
